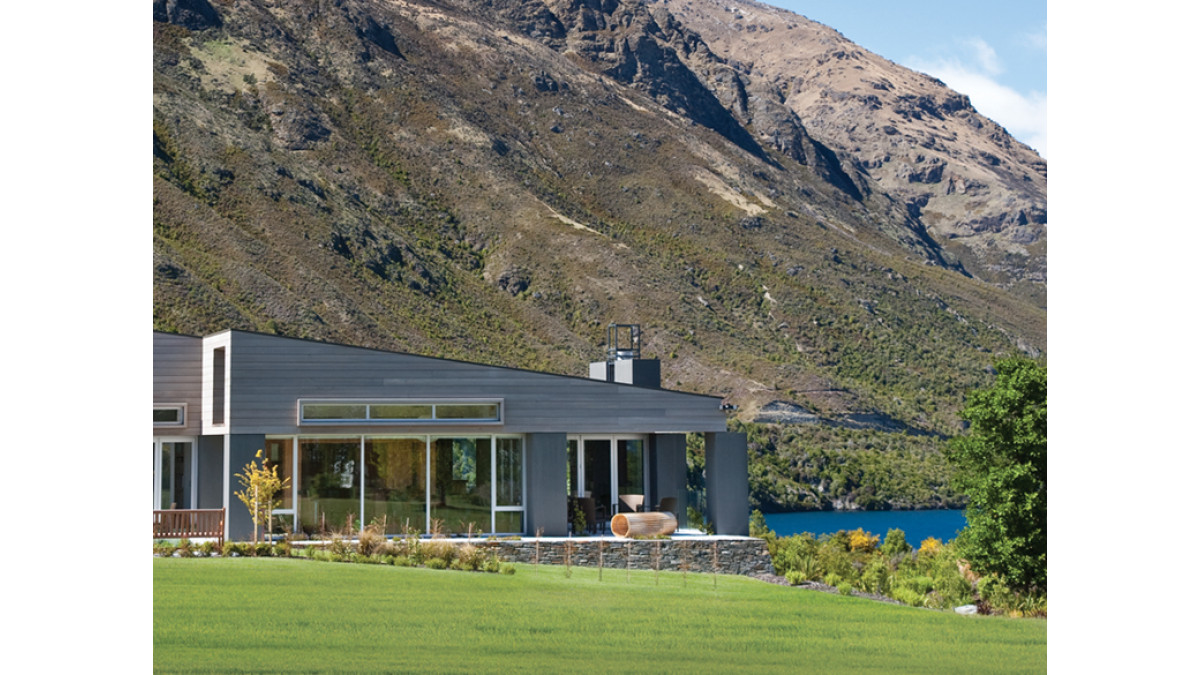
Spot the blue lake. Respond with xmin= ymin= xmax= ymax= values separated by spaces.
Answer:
xmin=763 ymin=509 xmax=967 ymax=544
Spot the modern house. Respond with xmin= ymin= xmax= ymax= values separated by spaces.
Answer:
xmin=153 ymin=328 xmax=749 ymax=541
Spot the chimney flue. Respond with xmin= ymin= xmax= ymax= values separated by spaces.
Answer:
xmin=605 ymin=323 xmax=641 ymax=362
xmin=589 ymin=323 xmax=660 ymax=388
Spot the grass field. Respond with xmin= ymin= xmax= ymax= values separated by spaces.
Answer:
xmin=154 ymin=558 xmax=1045 ymax=673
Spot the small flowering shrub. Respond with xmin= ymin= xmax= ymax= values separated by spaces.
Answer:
xmin=918 ymin=537 xmax=943 ymax=557
xmin=848 ymin=528 xmax=879 ymax=553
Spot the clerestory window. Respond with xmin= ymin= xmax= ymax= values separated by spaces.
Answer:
xmin=298 ymin=400 xmax=502 ymax=425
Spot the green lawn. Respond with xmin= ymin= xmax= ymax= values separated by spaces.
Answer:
xmin=154 ymin=558 xmax=1045 ymax=673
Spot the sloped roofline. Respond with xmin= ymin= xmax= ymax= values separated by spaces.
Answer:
xmin=154 ymin=328 xmax=725 ymax=403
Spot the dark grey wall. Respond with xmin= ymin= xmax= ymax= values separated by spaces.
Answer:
xmin=196 ymin=435 xmax=224 ymax=509
xmin=153 ymin=332 xmax=203 ymax=436
xmin=705 ymin=432 xmax=749 ymax=536
xmin=614 ymin=359 xmax=660 ymax=388
xmin=220 ymin=331 xmax=726 ymax=436
xmin=650 ymin=434 xmax=687 ymax=518
xmin=524 ymin=433 xmax=568 ymax=536
xmin=226 ymin=434 xmax=267 ymax=542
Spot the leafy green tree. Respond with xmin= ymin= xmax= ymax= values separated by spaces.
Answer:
xmin=946 ymin=357 xmax=1047 ymax=594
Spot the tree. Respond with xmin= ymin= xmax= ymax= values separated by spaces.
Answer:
xmin=946 ymin=357 xmax=1047 ymax=594
xmin=234 ymin=449 xmax=291 ymax=546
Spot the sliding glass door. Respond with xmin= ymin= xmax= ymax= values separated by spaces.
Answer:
xmin=431 ymin=437 xmax=492 ymax=535
xmin=568 ymin=436 xmax=647 ymax=521
xmin=299 ymin=437 xmax=360 ymax=534
xmin=364 ymin=437 xmax=426 ymax=535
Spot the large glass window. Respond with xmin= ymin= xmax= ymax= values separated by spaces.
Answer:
xmin=285 ymin=435 xmax=522 ymax=536
xmin=299 ymin=438 xmax=360 ymax=535
xmin=431 ymin=437 xmax=492 ymax=535
xmin=365 ymin=438 xmax=427 ymax=534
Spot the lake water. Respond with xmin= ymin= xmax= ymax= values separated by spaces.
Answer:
xmin=763 ymin=509 xmax=967 ymax=544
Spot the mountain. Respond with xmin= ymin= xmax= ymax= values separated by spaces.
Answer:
xmin=657 ymin=0 xmax=1047 ymax=305
xmin=153 ymin=0 xmax=1045 ymax=445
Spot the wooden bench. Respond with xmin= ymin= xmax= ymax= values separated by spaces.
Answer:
xmin=153 ymin=508 xmax=225 ymax=549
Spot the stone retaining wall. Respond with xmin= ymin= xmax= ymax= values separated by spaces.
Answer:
xmin=474 ymin=537 xmax=775 ymax=576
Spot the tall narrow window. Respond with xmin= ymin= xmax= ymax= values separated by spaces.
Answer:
xmin=212 ymin=347 xmax=226 ymax=425
xmin=495 ymin=438 xmax=524 ymax=534
xmin=299 ymin=438 xmax=360 ymax=535
xmin=617 ymin=439 xmax=644 ymax=500
xmin=431 ymin=437 xmax=491 ymax=535
xmin=364 ymin=438 xmax=427 ymax=535
xmin=263 ymin=438 xmax=295 ymax=511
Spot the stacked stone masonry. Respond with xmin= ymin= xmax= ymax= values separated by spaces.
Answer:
xmin=474 ymin=537 xmax=775 ymax=576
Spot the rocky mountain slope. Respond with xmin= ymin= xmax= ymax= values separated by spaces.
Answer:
xmin=658 ymin=0 xmax=1047 ymax=305
xmin=153 ymin=0 xmax=1045 ymax=445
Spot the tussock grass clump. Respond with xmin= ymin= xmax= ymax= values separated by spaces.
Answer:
xmin=357 ymin=522 xmax=387 ymax=556
xmin=420 ymin=539 xmax=456 ymax=566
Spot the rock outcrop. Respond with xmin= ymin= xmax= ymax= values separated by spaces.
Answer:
xmin=659 ymin=0 xmax=1047 ymax=301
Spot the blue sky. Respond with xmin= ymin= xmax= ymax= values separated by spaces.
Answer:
xmin=761 ymin=1 xmax=1047 ymax=158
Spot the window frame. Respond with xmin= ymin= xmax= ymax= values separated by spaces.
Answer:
xmin=297 ymin=399 xmax=504 ymax=426
xmin=153 ymin=404 xmax=187 ymax=428
xmin=272 ymin=433 xmax=525 ymax=535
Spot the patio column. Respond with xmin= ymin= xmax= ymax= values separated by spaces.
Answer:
xmin=649 ymin=433 xmax=687 ymax=519
xmin=705 ymin=432 xmax=749 ymax=536
xmin=525 ymin=433 xmax=568 ymax=536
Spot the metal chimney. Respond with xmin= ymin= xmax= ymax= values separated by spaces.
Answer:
xmin=589 ymin=323 xmax=660 ymax=388
xmin=606 ymin=323 xmax=641 ymax=361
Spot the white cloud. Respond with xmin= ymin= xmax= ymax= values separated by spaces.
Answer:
xmin=907 ymin=47 xmax=1047 ymax=159
xmin=1023 ymin=24 xmax=1048 ymax=51
xmin=965 ymin=37 xmax=1003 ymax=76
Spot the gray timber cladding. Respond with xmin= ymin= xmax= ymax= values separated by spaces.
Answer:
xmin=219 ymin=330 xmax=728 ymax=435
xmin=153 ymin=332 xmax=203 ymax=436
